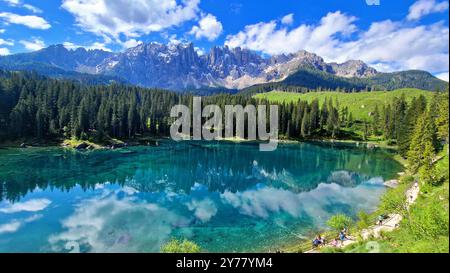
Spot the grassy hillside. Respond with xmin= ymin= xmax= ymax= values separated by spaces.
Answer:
xmin=341 ymin=149 xmax=449 ymax=253
xmin=254 ymin=88 xmax=433 ymax=121
xmin=242 ymin=69 xmax=448 ymax=95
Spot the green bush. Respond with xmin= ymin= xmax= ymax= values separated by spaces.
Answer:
xmin=356 ymin=211 xmax=371 ymax=230
xmin=407 ymin=198 xmax=449 ymax=240
xmin=399 ymin=175 xmax=414 ymax=185
xmin=379 ymin=183 xmax=408 ymax=215
xmin=327 ymin=214 xmax=353 ymax=232
xmin=160 ymin=239 xmax=201 ymax=253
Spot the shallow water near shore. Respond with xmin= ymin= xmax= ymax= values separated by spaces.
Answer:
xmin=0 ymin=140 xmax=402 ymax=253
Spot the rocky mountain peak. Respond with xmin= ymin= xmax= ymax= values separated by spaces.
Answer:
xmin=0 ymin=41 xmax=382 ymax=90
xmin=329 ymin=59 xmax=378 ymax=78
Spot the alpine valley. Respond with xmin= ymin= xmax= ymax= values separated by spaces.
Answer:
xmin=0 ymin=42 xmax=446 ymax=93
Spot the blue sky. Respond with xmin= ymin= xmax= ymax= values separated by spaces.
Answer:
xmin=0 ymin=0 xmax=449 ymax=80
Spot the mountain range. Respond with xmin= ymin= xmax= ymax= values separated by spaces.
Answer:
xmin=0 ymin=42 xmax=447 ymax=93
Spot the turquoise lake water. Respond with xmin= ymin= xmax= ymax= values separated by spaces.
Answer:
xmin=0 ymin=140 xmax=402 ymax=253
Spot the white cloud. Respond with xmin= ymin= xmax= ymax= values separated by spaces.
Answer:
xmin=194 ymin=46 xmax=205 ymax=55
xmin=407 ymin=0 xmax=449 ymax=21
xmin=186 ymin=198 xmax=217 ymax=223
xmin=225 ymin=11 xmax=357 ymax=56
xmin=221 ymin=187 xmax=303 ymax=218
xmin=0 ymin=38 xmax=14 ymax=46
xmin=62 ymin=42 xmax=78 ymax=50
xmin=121 ymin=38 xmax=142 ymax=49
xmin=189 ymin=13 xmax=223 ymax=41
xmin=281 ymin=13 xmax=294 ymax=25
xmin=23 ymin=4 xmax=43 ymax=14
xmin=0 ymin=214 xmax=42 ymax=234
xmin=0 ymin=198 xmax=51 ymax=213
xmin=63 ymin=41 xmax=112 ymax=52
xmin=2 ymin=0 xmax=20 ymax=5
xmin=61 ymin=0 xmax=200 ymax=42
xmin=86 ymin=42 xmax=112 ymax=51
xmin=436 ymin=72 xmax=449 ymax=81
xmin=221 ymin=175 xmax=385 ymax=220
xmin=2 ymin=0 xmax=42 ymax=13
xmin=0 ymin=47 xmax=11 ymax=55
xmin=225 ymin=11 xmax=449 ymax=74
xmin=48 ymin=194 xmax=188 ymax=253
xmin=0 ymin=29 xmax=5 ymax=33
xmin=20 ymin=37 xmax=45 ymax=51
xmin=0 ymin=220 xmax=22 ymax=234
xmin=0 ymin=12 xmax=51 ymax=29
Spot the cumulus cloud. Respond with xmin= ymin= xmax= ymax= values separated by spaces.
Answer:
xmin=221 ymin=187 xmax=303 ymax=218
xmin=186 ymin=198 xmax=218 ymax=222
xmin=0 ymin=215 xmax=42 ymax=234
xmin=61 ymin=0 xmax=200 ymax=42
xmin=62 ymin=42 xmax=79 ymax=50
xmin=2 ymin=0 xmax=43 ymax=13
xmin=225 ymin=10 xmax=449 ymax=74
xmin=0 ymin=220 xmax=21 ymax=234
xmin=436 ymin=72 xmax=449 ymax=81
xmin=48 ymin=195 xmax=188 ymax=253
xmin=194 ymin=46 xmax=205 ymax=55
xmin=407 ymin=0 xmax=449 ymax=21
xmin=20 ymin=37 xmax=45 ymax=51
xmin=1 ymin=0 xmax=20 ymax=6
xmin=225 ymin=11 xmax=357 ymax=56
xmin=189 ymin=13 xmax=223 ymax=41
xmin=0 ymin=198 xmax=51 ymax=213
xmin=0 ymin=12 xmax=50 ymax=29
xmin=0 ymin=38 xmax=14 ymax=46
xmin=121 ymin=39 xmax=142 ymax=49
xmin=81 ymin=42 xmax=111 ymax=51
xmin=281 ymin=13 xmax=294 ymax=25
xmin=0 ymin=47 xmax=10 ymax=55
xmin=62 ymin=41 xmax=112 ymax=52
xmin=221 ymin=176 xmax=385 ymax=221
xmin=23 ymin=4 xmax=43 ymax=14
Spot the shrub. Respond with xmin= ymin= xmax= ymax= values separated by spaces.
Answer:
xmin=399 ymin=175 xmax=414 ymax=185
xmin=160 ymin=239 xmax=201 ymax=253
xmin=356 ymin=211 xmax=371 ymax=230
xmin=327 ymin=214 xmax=353 ymax=232
xmin=379 ymin=183 xmax=408 ymax=215
xmin=407 ymin=198 xmax=449 ymax=240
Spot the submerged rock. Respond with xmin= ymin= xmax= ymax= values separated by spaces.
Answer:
xmin=384 ymin=179 xmax=399 ymax=188
xmin=75 ymin=142 xmax=89 ymax=150
xmin=111 ymin=143 xmax=125 ymax=149
xmin=367 ymin=143 xmax=377 ymax=149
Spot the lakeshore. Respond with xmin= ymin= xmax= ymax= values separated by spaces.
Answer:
xmin=0 ymin=139 xmax=403 ymax=253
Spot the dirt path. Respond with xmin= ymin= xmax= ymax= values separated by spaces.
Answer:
xmin=306 ymin=182 xmax=420 ymax=253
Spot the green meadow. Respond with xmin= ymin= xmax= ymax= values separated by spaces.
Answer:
xmin=254 ymin=88 xmax=433 ymax=121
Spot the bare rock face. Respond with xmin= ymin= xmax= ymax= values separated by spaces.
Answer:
xmin=95 ymin=43 xmax=380 ymax=90
xmin=0 ymin=41 xmax=380 ymax=91
xmin=329 ymin=60 xmax=378 ymax=78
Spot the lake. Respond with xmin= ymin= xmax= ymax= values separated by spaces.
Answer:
xmin=0 ymin=140 xmax=402 ymax=253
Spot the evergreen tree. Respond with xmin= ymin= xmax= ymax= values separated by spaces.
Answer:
xmin=371 ymin=105 xmax=380 ymax=136
xmin=407 ymin=111 xmax=438 ymax=172
xmin=435 ymin=90 xmax=449 ymax=144
xmin=301 ymin=106 xmax=310 ymax=138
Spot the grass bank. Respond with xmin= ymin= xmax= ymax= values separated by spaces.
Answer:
xmin=254 ymin=88 xmax=432 ymax=121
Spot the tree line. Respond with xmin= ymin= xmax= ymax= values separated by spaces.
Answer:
xmin=0 ymin=70 xmax=448 ymax=158
xmin=0 ymin=71 xmax=343 ymax=142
